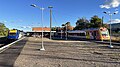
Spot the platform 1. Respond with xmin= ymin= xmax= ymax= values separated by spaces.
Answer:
xmin=0 ymin=37 xmax=120 ymax=67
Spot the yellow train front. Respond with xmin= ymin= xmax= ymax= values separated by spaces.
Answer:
xmin=86 ymin=27 xmax=110 ymax=40
xmin=7 ymin=29 xmax=23 ymax=40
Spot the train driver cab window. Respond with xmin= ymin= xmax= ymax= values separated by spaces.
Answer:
xmin=101 ymin=31 xmax=108 ymax=36
xmin=9 ymin=33 xmax=16 ymax=36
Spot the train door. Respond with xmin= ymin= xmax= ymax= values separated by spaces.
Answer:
xmin=93 ymin=31 xmax=97 ymax=40
xmin=95 ymin=31 xmax=100 ymax=40
xmin=89 ymin=31 xmax=94 ymax=39
xmin=86 ymin=31 xmax=90 ymax=39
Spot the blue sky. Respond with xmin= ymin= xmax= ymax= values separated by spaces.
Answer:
xmin=0 ymin=0 xmax=120 ymax=31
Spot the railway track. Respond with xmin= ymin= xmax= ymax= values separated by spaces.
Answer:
xmin=0 ymin=39 xmax=16 ymax=53
xmin=0 ymin=39 xmax=16 ymax=48
xmin=0 ymin=37 xmax=25 ymax=53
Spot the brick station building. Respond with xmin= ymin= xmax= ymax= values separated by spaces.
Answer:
xmin=26 ymin=27 xmax=56 ymax=37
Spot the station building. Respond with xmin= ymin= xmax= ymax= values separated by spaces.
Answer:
xmin=26 ymin=27 xmax=56 ymax=37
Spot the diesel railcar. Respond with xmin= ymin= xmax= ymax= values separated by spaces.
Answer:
xmin=56 ymin=27 xmax=110 ymax=41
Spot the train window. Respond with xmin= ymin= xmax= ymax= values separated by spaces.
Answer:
xmin=101 ymin=31 xmax=109 ymax=36
xmin=93 ymin=31 xmax=96 ymax=36
xmin=9 ymin=33 xmax=16 ymax=36
xmin=79 ymin=33 xmax=85 ymax=36
xmin=102 ymin=34 xmax=108 ymax=36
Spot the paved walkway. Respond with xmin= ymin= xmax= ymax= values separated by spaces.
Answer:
xmin=0 ymin=37 xmax=120 ymax=67
xmin=13 ymin=37 xmax=120 ymax=67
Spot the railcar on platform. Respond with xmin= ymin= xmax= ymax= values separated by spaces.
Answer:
xmin=56 ymin=27 xmax=110 ymax=41
xmin=7 ymin=29 xmax=23 ymax=40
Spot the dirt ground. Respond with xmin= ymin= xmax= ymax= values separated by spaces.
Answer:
xmin=14 ymin=37 xmax=120 ymax=67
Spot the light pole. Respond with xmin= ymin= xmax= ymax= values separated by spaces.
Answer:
xmin=103 ymin=10 xmax=118 ymax=48
xmin=31 ymin=4 xmax=45 ymax=50
xmin=61 ymin=29 xmax=62 ymax=39
xmin=65 ymin=24 xmax=67 ymax=40
xmin=48 ymin=6 xmax=53 ymax=39
xmin=62 ymin=24 xmax=67 ymax=40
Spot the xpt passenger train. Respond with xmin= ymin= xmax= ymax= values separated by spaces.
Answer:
xmin=7 ymin=29 xmax=24 ymax=40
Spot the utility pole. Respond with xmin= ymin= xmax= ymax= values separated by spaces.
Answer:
xmin=48 ymin=6 xmax=53 ymax=39
xmin=102 ymin=16 xmax=104 ymax=27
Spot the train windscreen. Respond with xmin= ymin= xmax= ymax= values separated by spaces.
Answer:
xmin=9 ymin=33 xmax=16 ymax=36
xmin=101 ymin=31 xmax=109 ymax=36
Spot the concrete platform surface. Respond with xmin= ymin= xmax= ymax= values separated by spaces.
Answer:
xmin=0 ymin=37 xmax=120 ymax=67
xmin=14 ymin=37 xmax=120 ymax=67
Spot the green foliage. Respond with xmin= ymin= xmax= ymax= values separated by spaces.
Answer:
xmin=90 ymin=15 xmax=102 ymax=28
xmin=74 ymin=17 xmax=89 ymax=30
xmin=102 ymin=24 xmax=109 ymax=28
xmin=51 ymin=27 xmax=62 ymax=32
xmin=74 ymin=15 xmax=108 ymax=30
xmin=66 ymin=22 xmax=71 ymax=26
xmin=56 ymin=27 xmax=61 ymax=32
xmin=51 ymin=27 xmax=57 ymax=31
xmin=0 ymin=22 xmax=9 ymax=36
xmin=62 ymin=24 xmax=65 ymax=26
xmin=61 ymin=22 xmax=73 ymax=31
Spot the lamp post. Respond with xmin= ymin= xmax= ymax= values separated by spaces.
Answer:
xmin=61 ymin=29 xmax=62 ymax=39
xmin=31 ymin=4 xmax=45 ymax=50
xmin=103 ymin=10 xmax=118 ymax=48
xmin=48 ymin=6 xmax=53 ymax=39
xmin=62 ymin=24 xmax=67 ymax=40
xmin=65 ymin=24 xmax=67 ymax=40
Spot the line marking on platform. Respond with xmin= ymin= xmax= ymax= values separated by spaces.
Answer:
xmin=0 ymin=37 xmax=25 ymax=53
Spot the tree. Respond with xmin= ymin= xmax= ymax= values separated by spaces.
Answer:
xmin=51 ymin=27 xmax=57 ymax=31
xmin=56 ymin=27 xmax=61 ymax=32
xmin=102 ymin=23 xmax=109 ymax=28
xmin=67 ymin=26 xmax=74 ymax=30
xmin=61 ymin=22 xmax=73 ymax=31
xmin=61 ymin=24 xmax=65 ymax=31
xmin=66 ymin=22 xmax=70 ymax=26
xmin=74 ymin=17 xmax=89 ymax=30
xmin=90 ymin=15 xmax=102 ymax=28
xmin=0 ymin=22 xmax=9 ymax=36
xmin=66 ymin=22 xmax=73 ymax=30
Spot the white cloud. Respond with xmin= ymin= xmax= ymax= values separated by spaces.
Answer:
xmin=0 ymin=20 xmax=7 ymax=23
xmin=100 ymin=4 xmax=111 ymax=9
xmin=3 ymin=20 xmax=7 ymax=23
xmin=107 ymin=19 xmax=120 ymax=24
xmin=100 ymin=0 xmax=120 ymax=9
xmin=21 ymin=26 xmax=32 ymax=28
xmin=27 ymin=26 xmax=32 ymax=28
xmin=111 ymin=19 xmax=120 ymax=23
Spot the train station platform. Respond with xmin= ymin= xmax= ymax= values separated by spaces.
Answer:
xmin=0 ymin=37 xmax=120 ymax=67
xmin=13 ymin=37 xmax=90 ymax=67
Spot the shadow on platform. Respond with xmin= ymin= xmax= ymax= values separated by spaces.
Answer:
xmin=0 ymin=38 xmax=28 ymax=67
